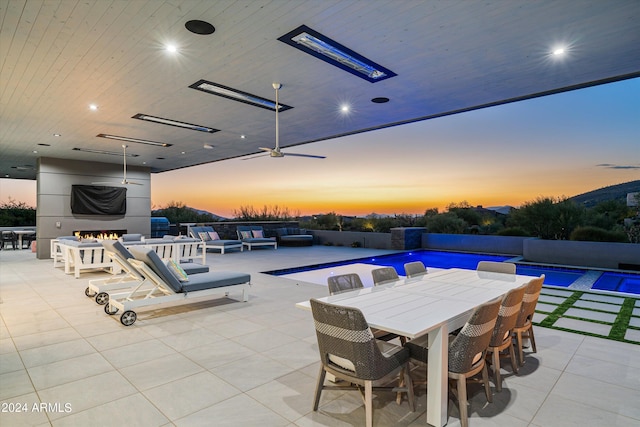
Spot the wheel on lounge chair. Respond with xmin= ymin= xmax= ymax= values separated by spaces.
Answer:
xmin=95 ymin=292 xmax=109 ymax=305
xmin=84 ymin=287 xmax=96 ymax=297
xmin=104 ymin=303 xmax=118 ymax=315
xmin=120 ymin=311 xmax=137 ymax=326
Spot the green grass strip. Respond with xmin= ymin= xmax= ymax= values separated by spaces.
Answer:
xmin=609 ymin=298 xmax=636 ymax=341
xmin=538 ymin=291 xmax=584 ymax=328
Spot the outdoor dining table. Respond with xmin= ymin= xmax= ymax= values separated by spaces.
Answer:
xmin=13 ymin=230 xmax=35 ymax=249
xmin=296 ymin=268 xmax=536 ymax=427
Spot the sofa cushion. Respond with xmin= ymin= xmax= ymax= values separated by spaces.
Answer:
xmin=182 ymin=271 xmax=251 ymax=292
xmin=121 ymin=233 xmax=143 ymax=242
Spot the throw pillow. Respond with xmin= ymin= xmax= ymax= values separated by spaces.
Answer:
xmin=240 ymin=230 xmax=252 ymax=239
xmin=166 ymin=260 xmax=189 ymax=282
xmin=252 ymin=230 xmax=264 ymax=238
xmin=198 ymin=231 xmax=211 ymax=241
xmin=207 ymin=231 xmax=220 ymax=240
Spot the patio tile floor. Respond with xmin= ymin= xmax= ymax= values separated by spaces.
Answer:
xmin=1 ymin=246 xmax=639 ymax=426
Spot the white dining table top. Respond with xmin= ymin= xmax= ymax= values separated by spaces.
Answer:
xmin=296 ymin=268 xmax=535 ymax=339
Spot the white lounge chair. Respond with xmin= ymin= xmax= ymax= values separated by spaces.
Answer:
xmin=103 ymin=247 xmax=250 ymax=326
xmin=85 ymin=240 xmax=209 ymax=305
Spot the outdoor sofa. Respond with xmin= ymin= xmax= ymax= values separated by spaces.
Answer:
xmin=275 ymin=227 xmax=313 ymax=246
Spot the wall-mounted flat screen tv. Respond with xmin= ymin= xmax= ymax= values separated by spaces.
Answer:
xmin=71 ymin=185 xmax=127 ymax=215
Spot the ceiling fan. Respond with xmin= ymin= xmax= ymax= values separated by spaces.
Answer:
xmin=92 ymin=144 xmax=143 ymax=185
xmin=251 ymin=83 xmax=326 ymax=159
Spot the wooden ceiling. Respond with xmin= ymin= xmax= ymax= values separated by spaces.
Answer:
xmin=1 ymin=0 xmax=639 ymax=179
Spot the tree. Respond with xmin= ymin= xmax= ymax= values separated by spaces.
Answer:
xmin=233 ymin=205 xmax=299 ymax=221
xmin=0 ymin=198 xmax=36 ymax=226
xmin=425 ymin=212 xmax=466 ymax=234
xmin=507 ymin=196 xmax=584 ymax=239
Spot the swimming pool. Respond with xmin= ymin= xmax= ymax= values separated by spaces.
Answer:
xmin=266 ymin=249 xmax=640 ymax=295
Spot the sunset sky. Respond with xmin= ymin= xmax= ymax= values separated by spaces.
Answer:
xmin=1 ymin=77 xmax=638 ymax=218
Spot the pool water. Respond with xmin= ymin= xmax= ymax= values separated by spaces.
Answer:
xmin=593 ymin=272 xmax=640 ymax=294
xmin=267 ymin=249 xmax=640 ymax=295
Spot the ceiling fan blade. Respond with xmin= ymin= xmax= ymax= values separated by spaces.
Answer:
xmin=242 ymin=153 xmax=270 ymax=160
xmin=283 ymin=152 xmax=326 ymax=159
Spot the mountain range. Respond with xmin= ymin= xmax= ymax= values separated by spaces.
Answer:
xmin=568 ymin=180 xmax=640 ymax=207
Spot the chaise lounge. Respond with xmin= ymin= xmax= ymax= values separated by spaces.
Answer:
xmin=85 ymin=239 xmax=209 ymax=305
xmin=237 ymin=226 xmax=277 ymax=250
xmin=103 ymin=246 xmax=251 ymax=326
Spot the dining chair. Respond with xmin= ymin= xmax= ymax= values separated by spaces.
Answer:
xmin=327 ymin=273 xmax=398 ymax=342
xmin=1 ymin=231 xmax=18 ymax=250
xmin=486 ymin=284 xmax=527 ymax=392
xmin=22 ymin=231 xmax=36 ymax=249
xmin=371 ymin=267 xmax=399 ymax=286
xmin=476 ymin=261 xmax=516 ymax=275
xmin=404 ymin=261 xmax=427 ymax=278
xmin=513 ymin=275 xmax=545 ymax=365
xmin=327 ymin=273 xmax=365 ymax=295
xmin=310 ymin=298 xmax=415 ymax=427
xmin=406 ymin=297 xmax=502 ymax=427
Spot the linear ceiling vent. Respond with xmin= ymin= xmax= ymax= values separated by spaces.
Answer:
xmin=96 ymin=134 xmax=172 ymax=147
xmin=278 ymin=25 xmax=396 ymax=83
xmin=189 ymin=80 xmax=293 ymax=112
xmin=132 ymin=114 xmax=219 ymax=133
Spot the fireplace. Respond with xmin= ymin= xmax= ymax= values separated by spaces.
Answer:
xmin=74 ymin=229 xmax=127 ymax=240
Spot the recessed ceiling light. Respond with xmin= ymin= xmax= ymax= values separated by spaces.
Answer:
xmin=371 ymin=97 xmax=390 ymax=104
xmin=552 ymin=47 xmax=565 ymax=56
xmin=189 ymin=80 xmax=293 ymax=112
xmin=132 ymin=113 xmax=218 ymax=133
xmin=96 ymin=133 xmax=172 ymax=147
xmin=203 ymin=144 xmax=214 ymax=149
xmin=32 ymin=150 xmax=38 ymax=154
xmin=240 ymin=135 xmax=246 ymax=139
xmin=340 ymin=104 xmax=351 ymax=113
xmin=53 ymin=133 xmax=61 ymax=137
xmin=279 ymin=25 xmax=396 ymax=83
xmin=89 ymin=104 xmax=98 ymax=111
xmin=166 ymin=44 xmax=177 ymax=53
xmin=185 ymin=20 xmax=215 ymax=35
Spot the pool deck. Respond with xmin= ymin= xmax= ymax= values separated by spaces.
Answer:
xmin=1 ymin=246 xmax=639 ymax=426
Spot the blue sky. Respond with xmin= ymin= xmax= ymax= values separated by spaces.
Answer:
xmin=1 ymin=77 xmax=638 ymax=217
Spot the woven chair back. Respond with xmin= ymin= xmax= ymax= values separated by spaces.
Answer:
xmin=448 ymin=297 xmax=501 ymax=373
xmin=477 ymin=261 xmax=516 ymax=275
xmin=310 ymin=299 xmax=405 ymax=380
xmin=515 ymin=275 xmax=545 ymax=328
xmin=371 ymin=267 xmax=399 ymax=286
xmin=327 ymin=273 xmax=364 ymax=295
xmin=489 ymin=284 xmax=527 ymax=346
xmin=404 ymin=261 xmax=427 ymax=278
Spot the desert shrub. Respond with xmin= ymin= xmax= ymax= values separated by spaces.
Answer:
xmin=569 ymin=226 xmax=628 ymax=243
xmin=496 ymin=227 xmax=530 ymax=237
xmin=425 ymin=212 xmax=466 ymax=234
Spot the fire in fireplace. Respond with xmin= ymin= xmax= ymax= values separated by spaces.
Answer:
xmin=74 ymin=229 xmax=127 ymax=240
